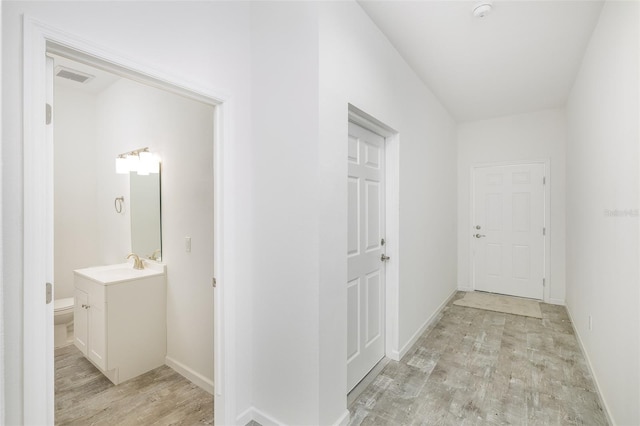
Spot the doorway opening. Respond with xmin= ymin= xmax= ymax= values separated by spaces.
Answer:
xmin=23 ymin=18 xmax=230 ymax=425
xmin=51 ymin=53 xmax=215 ymax=422
xmin=346 ymin=106 xmax=399 ymax=403
xmin=470 ymin=160 xmax=550 ymax=301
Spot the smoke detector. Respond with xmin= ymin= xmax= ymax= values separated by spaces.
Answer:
xmin=55 ymin=65 xmax=95 ymax=84
xmin=473 ymin=0 xmax=493 ymax=18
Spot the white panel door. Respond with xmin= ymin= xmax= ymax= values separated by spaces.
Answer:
xmin=472 ymin=164 xmax=545 ymax=299
xmin=347 ymin=122 xmax=386 ymax=392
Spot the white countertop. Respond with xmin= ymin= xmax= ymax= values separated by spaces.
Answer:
xmin=74 ymin=261 xmax=166 ymax=285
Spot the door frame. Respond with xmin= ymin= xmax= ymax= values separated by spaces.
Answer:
xmin=347 ymin=106 xmax=400 ymax=362
xmin=23 ymin=16 xmax=234 ymax=425
xmin=469 ymin=159 xmax=551 ymax=303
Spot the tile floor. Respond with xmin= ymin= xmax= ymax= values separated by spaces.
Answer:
xmin=55 ymin=345 xmax=213 ymax=425
xmin=56 ymin=291 xmax=607 ymax=425
xmin=348 ymin=292 xmax=608 ymax=425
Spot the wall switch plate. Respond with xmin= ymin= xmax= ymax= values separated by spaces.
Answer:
xmin=185 ymin=237 xmax=191 ymax=253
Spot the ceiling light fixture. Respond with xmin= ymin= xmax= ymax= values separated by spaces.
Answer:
xmin=115 ymin=147 xmax=160 ymax=175
xmin=473 ymin=0 xmax=493 ymax=18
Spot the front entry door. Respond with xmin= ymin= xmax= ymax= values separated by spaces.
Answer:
xmin=347 ymin=122 xmax=386 ymax=392
xmin=472 ymin=164 xmax=545 ymax=300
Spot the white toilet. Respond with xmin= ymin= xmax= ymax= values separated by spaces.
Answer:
xmin=54 ymin=297 xmax=75 ymax=348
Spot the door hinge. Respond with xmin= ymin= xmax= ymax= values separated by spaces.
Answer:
xmin=543 ymin=227 xmax=546 ymax=236
xmin=46 ymin=282 xmax=53 ymax=304
xmin=543 ymin=278 xmax=546 ymax=287
xmin=46 ymin=103 xmax=52 ymax=125
xmin=543 ymin=176 xmax=546 ymax=185
xmin=212 ymin=277 xmax=217 ymax=288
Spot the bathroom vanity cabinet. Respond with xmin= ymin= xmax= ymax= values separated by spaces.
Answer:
xmin=74 ymin=262 xmax=166 ymax=385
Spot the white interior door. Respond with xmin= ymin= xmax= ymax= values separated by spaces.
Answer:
xmin=472 ymin=164 xmax=545 ymax=300
xmin=347 ymin=122 xmax=386 ymax=392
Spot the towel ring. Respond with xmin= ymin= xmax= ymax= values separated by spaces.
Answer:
xmin=114 ymin=196 xmax=124 ymax=213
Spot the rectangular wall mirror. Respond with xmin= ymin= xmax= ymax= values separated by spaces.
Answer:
xmin=130 ymin=170 xmax=162 ymax=260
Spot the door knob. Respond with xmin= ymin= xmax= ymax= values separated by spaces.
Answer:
xmin=381 ymin=254 xmax=390 ymax=262
xmin=474 ymin=234 xmax=486 ymax=238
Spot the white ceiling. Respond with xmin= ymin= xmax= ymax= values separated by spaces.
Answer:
xmin=358 ymin=0 xmax=604 ymax=122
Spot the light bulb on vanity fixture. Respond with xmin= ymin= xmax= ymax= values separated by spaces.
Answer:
xmin=126 ymin=153 xmax=140 ymax=173
xmin=115 ymin=155 xmax=128 ymax=174
xmin=473 ymin=0 xmax=493 ymax=18
xmin=115 ymin=147 xmax=160 ymax=175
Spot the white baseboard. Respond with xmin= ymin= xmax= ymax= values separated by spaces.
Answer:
xmin=333 ymin=409 xmax=350 ymax=426
xmin=565 ymin=304 xmax=615 ymax=426
xmin=458 ymin=284 xmax=473 ymax=292
xmin=236 ymin=407 xmax=254 ymax=426
xmin=395 ymin=288 xmax=458 ymax=360
xmin=237 ymin=407 xmax=350 ymax=426
xmin=236 ymin=407 xmax=283 ymax=426
xmin=165 ymin=356 xmax=214 ymax=395
xmin=548 ymin=297 xmax=565 ymax=306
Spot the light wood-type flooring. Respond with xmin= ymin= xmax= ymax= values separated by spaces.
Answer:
xmin=55 ymin=345 xmax=213 ymax=425
xmin=349 ymin=292 xmax=609 ymax=425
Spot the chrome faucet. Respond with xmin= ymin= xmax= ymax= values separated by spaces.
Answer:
xmin=126 ymin=253 xmax=144 ymax=270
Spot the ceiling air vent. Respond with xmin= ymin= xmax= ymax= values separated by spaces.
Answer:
xmin=55 ymin=66 xmax=95 ymax=84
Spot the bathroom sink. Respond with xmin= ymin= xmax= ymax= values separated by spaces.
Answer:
xmin=74 ymin=262 xmax=165 ymax=285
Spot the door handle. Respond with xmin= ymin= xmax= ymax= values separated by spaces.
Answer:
xmin=474 ymin=234 xmax=486 ymax=238
xmin=381 ymin=254 xmax=390 ymax=262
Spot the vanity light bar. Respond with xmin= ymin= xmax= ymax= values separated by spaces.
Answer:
xmin=115 ymin=147 xmax=160 ymax=175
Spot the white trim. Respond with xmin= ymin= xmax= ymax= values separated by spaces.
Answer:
xmin=236 ymin=406 xmax=350 ymax=426
xmin=457 ymin=284 xmax=473 ymax=292
xmin=469 ymin=159 xmax=552 ymax=303
xmin=332 ymin=410 xmax=351 ymax=426
xmin=547 ymin=298 xmax=565 ymax=306
xmin=565 ymin=304 xmax=616 ymax=426
xmin=384 ymin=133 xmax=400 ymax=358
xmin=637 ymin=4 xmax=640 ymax=417
xmin=636 ymin=0 xmax=640 ymax=407
xmin=347 ymin=105 xmax=400 ymax=363
xmin=0 ymin=1 xmax=4 ymax=420
xmin=347 ymin=357 xmax=389 ymax=406
xmin=23 ymin=16 xmax=234 ymax=425
xmin=393 ymin=288 xmax=458 ymax=360
xmin=237 ymin=407 xmax=284 ymax=426
xmin=23 ymin=17 xmax=55 ymax=426
xmin=165 ymin=356 xmax=214 ymax=395
xmin=235 ymin=407 xmax=253 ymax=426
xmin=348 ymin=108 xmax=394 ymax=138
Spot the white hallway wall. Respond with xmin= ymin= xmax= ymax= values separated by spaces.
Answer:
xmin=249 ymin=2 xmax=322 ymax=424
xmin=7 ymin=1 xmax=459 ymax=423
xmin=2 ymin=2 xmax=253 ymax=424
xmin=457 ymin=109 xmax=567 ymax=304
xmin=318 ymin=2 xmax=458 ymax=423
xmin=248 ymin=2 xmax=458 ymax=423
xmin=566 ymin=1 xmax=639 ymax=425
